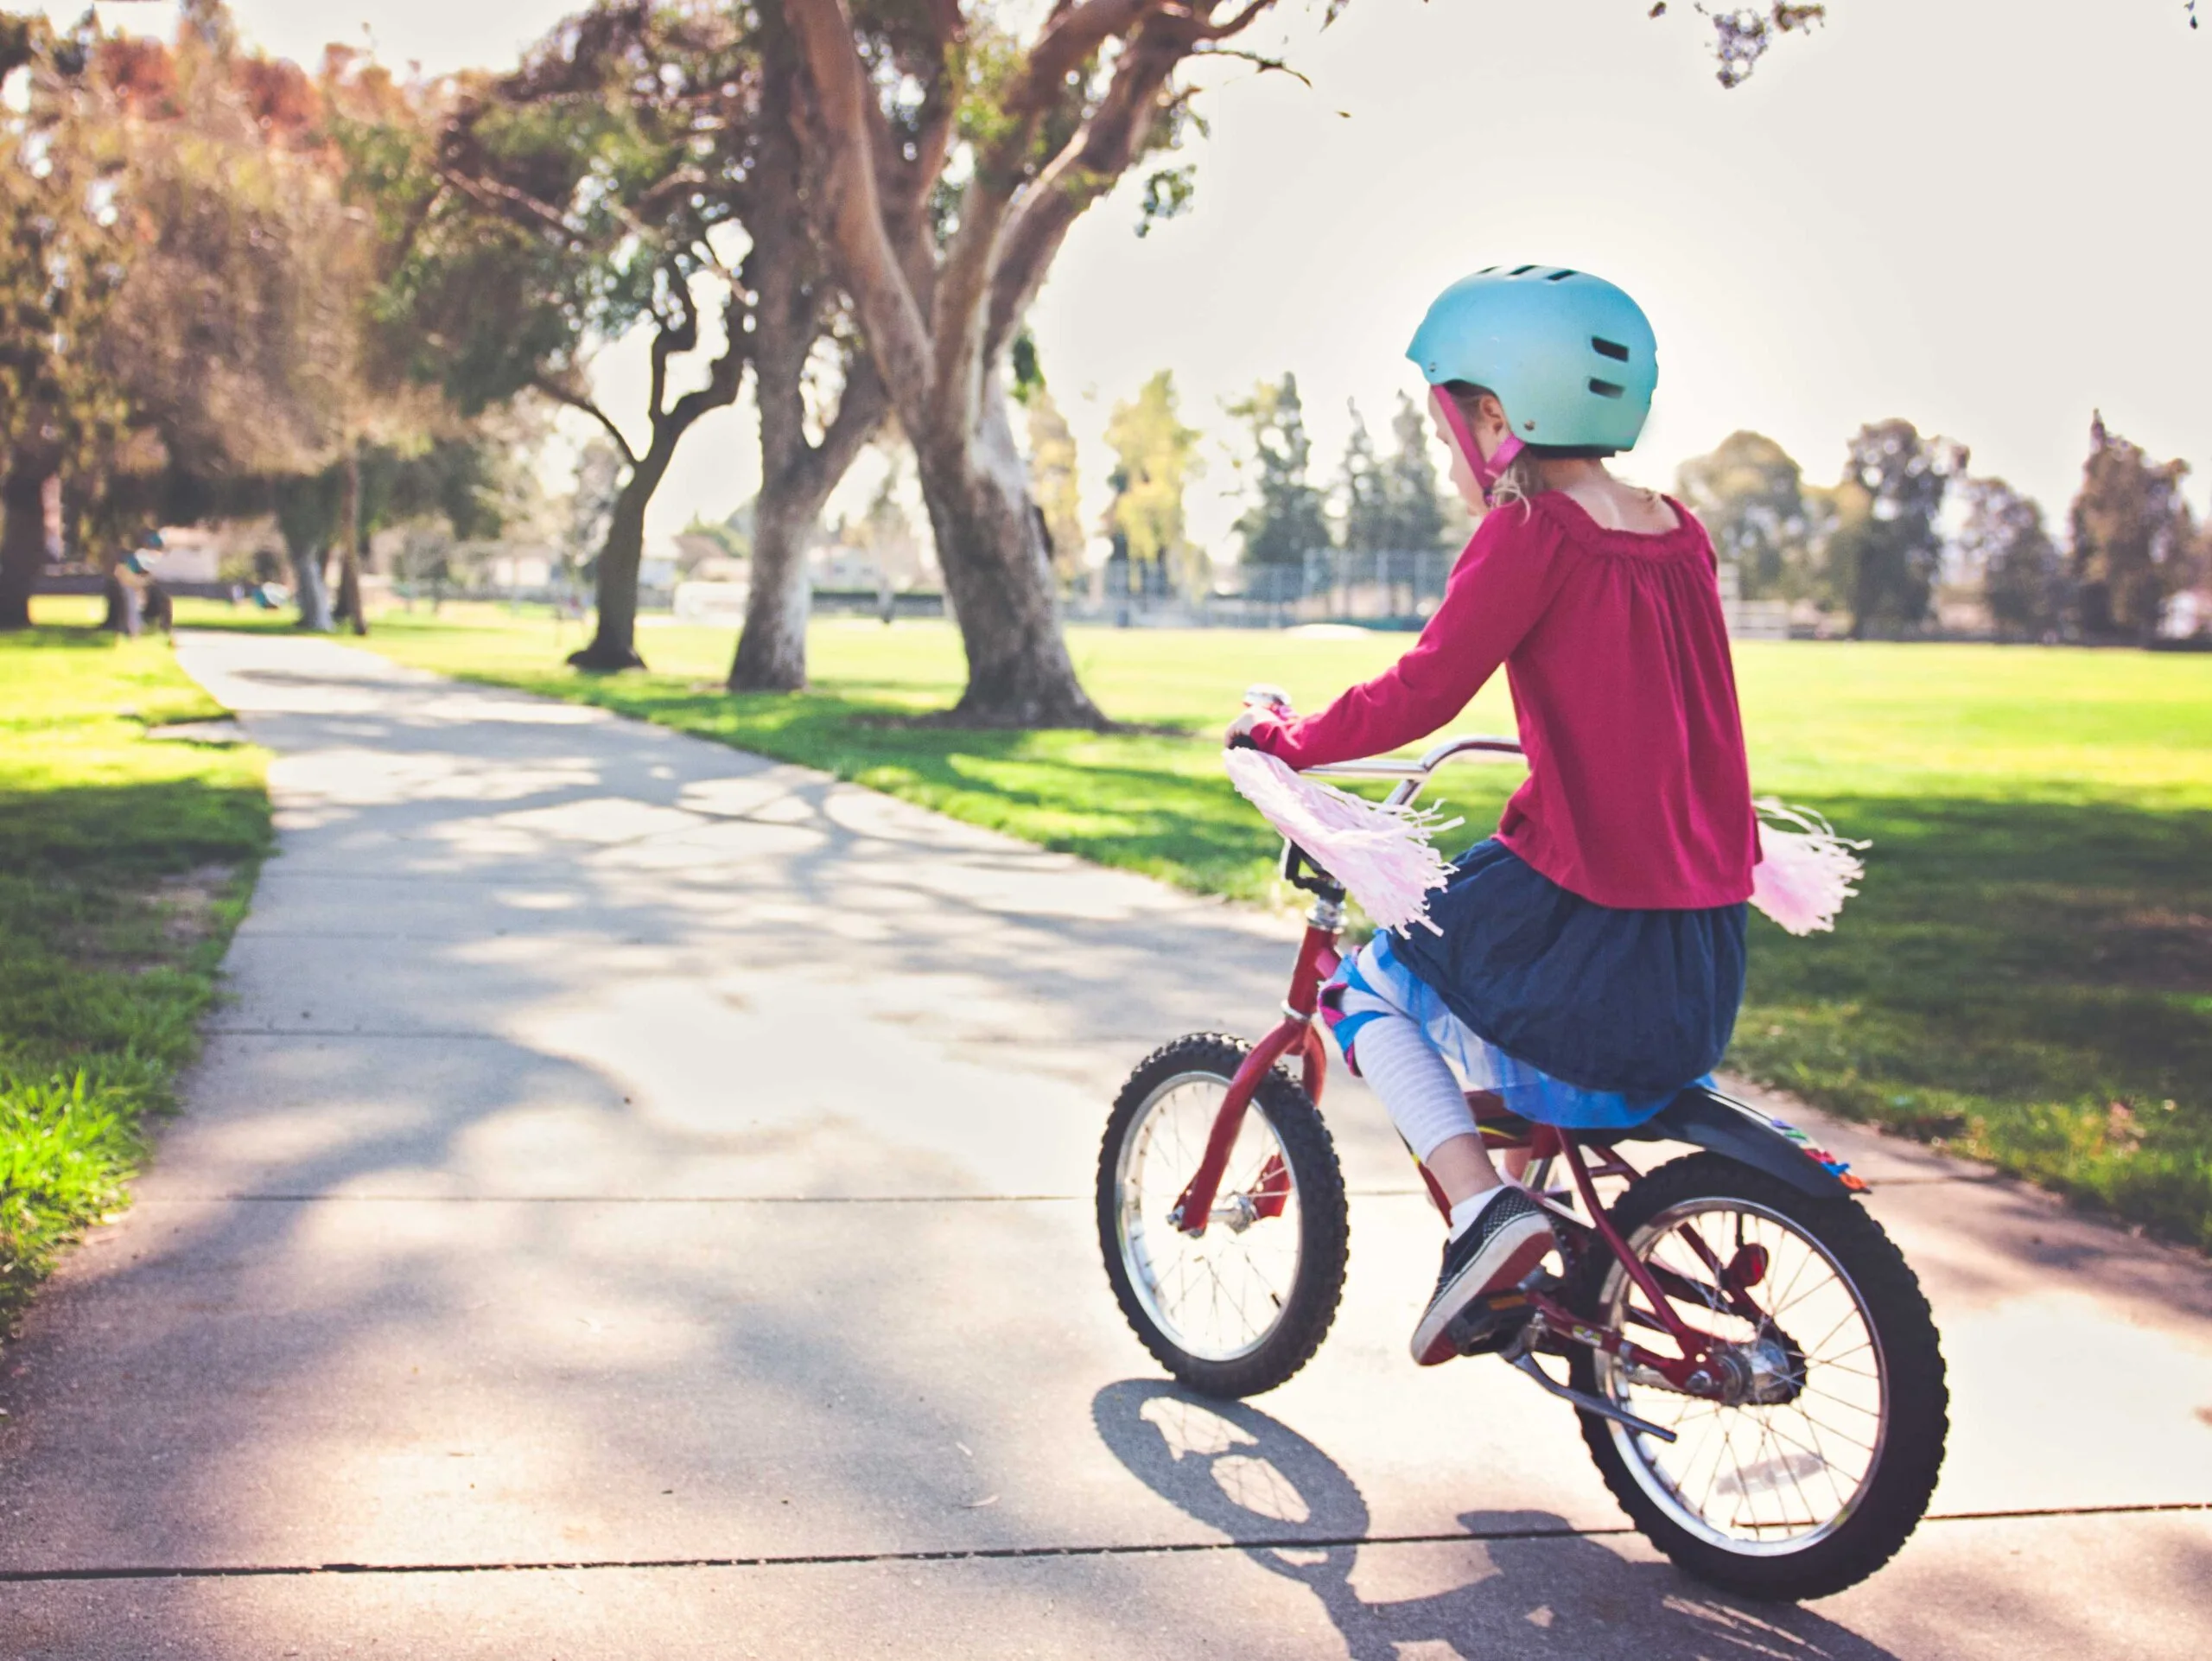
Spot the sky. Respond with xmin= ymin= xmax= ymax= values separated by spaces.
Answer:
xmin=56 ymin=1 xmax=2212 ymax=555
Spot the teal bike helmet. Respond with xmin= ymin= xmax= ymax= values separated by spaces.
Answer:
xmin=1407 ymin=266 xmax=1658 ymax=453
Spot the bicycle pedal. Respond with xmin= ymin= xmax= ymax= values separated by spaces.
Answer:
xmin=1448 ymin=1293 xmax=1535 ymax=1357
xmin=1448 ymin=1268 xmax=1561 ymax=1358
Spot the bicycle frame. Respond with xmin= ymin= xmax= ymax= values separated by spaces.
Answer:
xmin=1172 ymin=734 xmax=1749 ymax=1396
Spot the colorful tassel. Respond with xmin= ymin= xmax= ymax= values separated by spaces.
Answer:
xmin=1223 ymin=748 xmax=1462 ymax=933
xmin=1751 ymin=799 xmax=1869 ymax=937
xmin=1224 ymin=753 xmax=1867 ymax=941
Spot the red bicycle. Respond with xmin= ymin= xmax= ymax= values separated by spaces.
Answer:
xmin=1097 ymin=733 xmax=1948 ymax=1601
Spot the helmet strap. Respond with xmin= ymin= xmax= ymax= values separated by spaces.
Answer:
xmin=1431 ymin=386 xmax=1524 ymax=506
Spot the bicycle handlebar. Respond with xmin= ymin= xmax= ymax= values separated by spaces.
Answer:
xmin=1300 ymin=733 xmax=1523 ymax=806
xmin=1235 ymin=687 xmax=1522 ymax=806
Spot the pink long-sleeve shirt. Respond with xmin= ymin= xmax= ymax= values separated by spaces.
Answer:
xmin=1249 ymin=491 xmax=1757 ymax=911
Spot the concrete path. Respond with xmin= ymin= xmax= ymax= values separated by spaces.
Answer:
xmin=3 ymin=630 xmax=2208 ymax=1658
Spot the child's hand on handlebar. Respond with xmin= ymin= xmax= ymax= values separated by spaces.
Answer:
xmin=1229 ymin=683 xmax=1294 ymax=747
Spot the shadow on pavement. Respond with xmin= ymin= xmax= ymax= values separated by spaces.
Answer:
xmin=1092 ymin=1378 xmax=1899 ymax=1660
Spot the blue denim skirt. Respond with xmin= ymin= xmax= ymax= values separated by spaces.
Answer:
xmin=1383 ymin=839 xmax=1747 ymax=1103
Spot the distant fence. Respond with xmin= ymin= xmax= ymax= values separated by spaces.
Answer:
xmin=671 ymin=582 xmax=947 ymax=625
xmin=1069 ymin=549 xmax=1456 ymax=630
xmin=810 ymin=588 xmax=948 ymax=620
xmin=35 ymin=570 xmax=248 ymax=602
xmin=1065 ymin=550 xmax=1801 ymax=639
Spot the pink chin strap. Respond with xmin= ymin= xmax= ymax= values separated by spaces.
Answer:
xmin=1431 ymin=385 xmax=1523 ymax=506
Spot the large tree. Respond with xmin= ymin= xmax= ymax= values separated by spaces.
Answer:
xmin=1011 ymin=339 xmax=1084 ymax=585
xmin=1676 ymin=430 xmax=1815 ymax=601
xmin=776 ymin=0 xmax=1237 ymax=725
xmin=113 ymin=33 xmax=407 ymax=633
xmin=1102 ymin=369 xmax=1200 ymax=595
xmin=1955 ymin=475 xmax=2065 ymax=641
xmin=1336 ymin=403 xmax=1386 ymax=557
xmin=1822 ymin=418 xmax=1967 ymax=638
xmin=1385 ymin=391 xmax=1456 ymax=555
xmin=394 ymin=3 xmax=761 ymax=669
xmin=773 ymin=0 xmax=1828 ymax=725
xmin=1229 ymin=372 xmax=1331 ymax=576
xmin=0 ymin=7 xmax=408 ymax=629
xmin=0 ymin=16 xmax=133 ymax=628
xmin=725 ymin=15 xmax=886 ymax=691
xmin=395 ymin=2 xmax=884 ymax=680
xmin=2068 ymin=411 xmax=2195 ymax=643
xmin=1341 ymin=391 xmax=1454 ymax=559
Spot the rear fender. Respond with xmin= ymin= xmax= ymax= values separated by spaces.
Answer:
xmin=1616 ymin=1086 xmax=1866 ymax=1200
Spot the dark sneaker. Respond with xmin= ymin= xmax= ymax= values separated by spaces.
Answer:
xmin=1410 ymin=1187 xmax=1556 ymax=1366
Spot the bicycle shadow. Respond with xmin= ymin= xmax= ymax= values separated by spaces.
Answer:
xmin=1091 ymin=1378 xmax=1900 ymax=1660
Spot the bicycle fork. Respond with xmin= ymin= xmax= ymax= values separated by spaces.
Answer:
xmin=1169 ymin=899 xmax=1340 ymax=1235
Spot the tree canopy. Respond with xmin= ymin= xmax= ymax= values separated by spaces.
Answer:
xmin=1958 ymin=475 xmax=2066 ymax=641
xmin=1676 ymin=430 xmax=1812 ymax=601
xmin=0 ymin=7 xmax=447 ymax=629
xmin=2069 ymin=412 xmax=2196 ymax=643
xmin=1103 ymin=370 xmax=1202 ymax=595
xmin=1230 ymin=373 xmax=1332 ymax=572
xmin=1820 ymin=419 xmax=1967 ymax=638
xmin=391 ymin=1 xmax=760 ymax=666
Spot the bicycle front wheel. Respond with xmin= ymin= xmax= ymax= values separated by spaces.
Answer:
xmin=1097 ymin=1034 xmax=1349 ymax=1399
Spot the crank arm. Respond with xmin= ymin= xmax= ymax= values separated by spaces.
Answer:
xmin=1509 ymin=1354 xmax=1678 ymax=1445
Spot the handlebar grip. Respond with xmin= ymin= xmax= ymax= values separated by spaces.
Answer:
xmin=1227 ymin=731 xmax=1262 ymax=751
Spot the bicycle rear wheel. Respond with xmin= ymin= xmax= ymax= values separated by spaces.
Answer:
xmin=1098 ymin=1034 xmax=1349 ymax=1399
xmin=1567 ymin=1154 xmax=1948 ymax=1601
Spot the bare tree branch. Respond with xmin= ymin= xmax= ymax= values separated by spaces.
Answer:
xmin=985 ymin=30 xmax=1183 ymax=362
xmin=435 ymin=164 xmax=590 ymax=251
xmin=1189 ymin=43 xmax=1311 ymax=86
xmin=789 ymin=349 xmax=888 ymax=506
xmin=646 ymin=264 xmax=704 ymax=423
xmin=658 ymin=293 xmax=755 ymax=451
xmin=1004 ymin=0 xmax=1154 ymax=118
xmin=529 ymin=374 xmax=639 ymax=468
xmin=1197 ymin=0 xmax=1276 ymax=42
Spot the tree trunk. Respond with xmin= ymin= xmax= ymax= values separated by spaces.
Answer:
xmin=722 ymin=41 xmax=885 ymax=696
xmin=728 ymin=494 xmax=811 ymax=691
xmin=0 ymin=465 xmax=54 ymax=632
xmin=912 ymin=381 xmax=1103 ymax=729
xmin=337 ymin=444 xmax=368 ymax=637
xmin=291 ymin=544 xmax=334 ymax=632
xmin=569 ymin=453 xmax=668 ymax=671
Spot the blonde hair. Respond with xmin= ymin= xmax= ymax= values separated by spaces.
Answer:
xmin=1484 ymin=449 xmax=1549 ymax=510
xmin=1441 ymin=382 xmax=1658 ymax=513
xmin=1440 ymin=382 xmax=1548 ymax=509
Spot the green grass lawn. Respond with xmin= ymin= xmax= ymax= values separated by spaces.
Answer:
xmin=108 ymin=595 xmax=2212 ymax=1248
xmin=0 ymin=620 xmax=270 ymax=1329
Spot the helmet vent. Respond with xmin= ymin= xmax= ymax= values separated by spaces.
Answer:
xmin=1588 ymin=379 xmax=1626 ymax=399
xmin=1591 ymin=337 xmax=1630 ymax=361
xmin=1508 ymin=264 xmax=1538 ymax=276
xmin=1545 ymin=269 xmax=1576 ymax=282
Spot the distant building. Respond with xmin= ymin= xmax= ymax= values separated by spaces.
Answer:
xmin=486 ymin=550 xmax=556 ymax=591
xmin=673 ymin=581 xmax=748 ymax=625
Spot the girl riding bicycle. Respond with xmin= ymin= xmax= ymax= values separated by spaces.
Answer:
xmin=1228 ymin=267 xmax=1758 ymax=1367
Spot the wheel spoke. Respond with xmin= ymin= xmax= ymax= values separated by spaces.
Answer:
xmin=1114 ymin=1070 xmax=1306 ymax=1365
xmin=1598 ymin=1193 xmax=1893 ymax=1553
